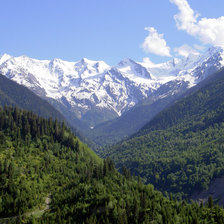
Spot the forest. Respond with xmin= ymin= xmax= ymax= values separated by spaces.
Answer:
xmin=1 ymin=106 xmax=224 ymax=223
xmin=104 ymin=69 xmax=224 ymax=199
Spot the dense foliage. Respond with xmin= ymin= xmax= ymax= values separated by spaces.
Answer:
xmin=0 ymin=106 xmax=100 ymax=219
xmin=41 ymin=166 xmax=224 ymax=224
xmin=1 ymin=107 xmax=224 ymax=223
xmin=104 ymin=69 xmax=224 ymax=199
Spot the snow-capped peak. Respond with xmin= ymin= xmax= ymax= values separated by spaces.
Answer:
xmin=50 ymin=58 xmax=63 ymax=64
xmin=116 ymin=58 xmax=153 ymax=80
xmin=117 ymin=58 xmax=136 ymax=66
xmin=77 ymin=57 xmax=110 ymax=69
xmin=1 ymin=46 xmax=224 ymax=127
xmin=73 ymin=58 xmax=110 ymax=79
xmin=207 ymin=46 xmax=224 ymax=55
xmin=0 ymin=53 xmax=13 ymax=64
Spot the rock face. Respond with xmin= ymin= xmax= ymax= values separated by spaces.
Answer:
xmin=0 ymin=46 xmax=224 ymax=128
xmin=192 ymin=177 xmax=224 ymax=206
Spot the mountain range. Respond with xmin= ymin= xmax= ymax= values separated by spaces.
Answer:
xmin=1 ymin=46 xmax=224 ymax=143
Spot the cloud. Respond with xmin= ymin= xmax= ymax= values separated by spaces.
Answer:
xmin=170 ymin=0 xmax=224 ymax=47
xmin=194 ymin=44 xmax=205 ymax=51
xmin=142 ymin=27 xmax=171 ymax=57
xmin=142 ymin=57 xmax=155 ymax=66
xmin=174 ymin=44 xmax=199 ymax=57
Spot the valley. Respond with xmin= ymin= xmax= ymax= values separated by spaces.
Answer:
xmin=1 ymin=106 xmax=224 ymax=223
xmin=1 ymin=47 xmax=224 ymax=223
xmin=103 ymin=68 xmax=224 ymax=198
xmin=2 ymin=0 xmax=224 ymax=222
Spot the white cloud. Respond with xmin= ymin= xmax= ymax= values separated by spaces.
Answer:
xmin=170 ymin=0 xmax=224 ymax=47
xmin=174 ymin=44 xmax=199 ymax=57
xmin=194 ymin=44 xmax=205 ymax=51
xmin=170 ymin=0 xmax=199 ymax=32
xmin=142 ymin=27 xmax=171 ymax=57
xmin=142 ymin=57 xmax=155 ymax=66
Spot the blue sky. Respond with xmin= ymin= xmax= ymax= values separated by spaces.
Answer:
xmin=0 ymin=0 xmax=224 ymax=65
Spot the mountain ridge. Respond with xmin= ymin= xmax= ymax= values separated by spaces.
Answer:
xmin=0 ymin=74 xmax=65 ymax=121
xmin=1 ymin=46 xmax=224 ymax=130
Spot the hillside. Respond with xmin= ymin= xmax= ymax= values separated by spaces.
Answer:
xmin=1 ymin=107 xmax=224 ymax=223
xmin=104 ymin=68 xmax=224 ymax=199
xmin=0 ymin=106 xmax=100 ymax=218
xmin=0 ymin=74 xmax=64 ymax=121
xmin=0 ymin=74 xmax=99 ymax=150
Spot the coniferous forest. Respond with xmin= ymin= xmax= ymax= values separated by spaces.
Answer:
xmin=103 ymin=69 xmax=224 ymax=199
xmin=1 ymin=106 xmax=224 ymax=223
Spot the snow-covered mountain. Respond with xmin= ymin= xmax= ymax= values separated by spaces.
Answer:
xmin=0 ymin=46 xmax=224 ymax=128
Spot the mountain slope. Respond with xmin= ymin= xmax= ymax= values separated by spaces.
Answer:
xmin=0 ymin=55 xmax=156 ymax=128
xmin=88 ymin=80 xmax=189 ymax=146
xmin=0 ymin=74 xmax=64 ymax=121
xmin=0 ymin=106 xmax=100 ymax=218
xmin=1 ymin=46 xmax=224 ymax=133
xmin=104 ymin=68 xmax=224 ymax=199
xmin=0 ymin=74 xmax=98 ymax=150
xmin=89 ymin=47 xmax=224 ymax=145
xmin=1 ymin=107 xmax=224 ymax=223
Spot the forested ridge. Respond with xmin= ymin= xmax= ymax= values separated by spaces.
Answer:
xmin=0 ymin=74 xmax=65 ymax=121
xmin=0 ymin=106 xmax=100 ymax=221
xmin=0 ymin=73 xmax=99 ymax=151
xmin=104 ymin=69 xmax=224 ymax=199
xmin=1 ymin=107 xmax=224 ymax=223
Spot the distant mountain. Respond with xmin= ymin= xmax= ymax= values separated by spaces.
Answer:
xmin=1 ymin=46 xmax=224 ymax=134
xmin=88 ymin=81 xmax=189 ymax=146
xmin=104 ymin=68 xmax=224 ymax=200
xmin=88 ymin=47 xmax=224 ymax=145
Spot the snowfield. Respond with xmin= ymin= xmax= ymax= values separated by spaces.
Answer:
xmin=0 ymin=46 xmax=224 ymax=125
